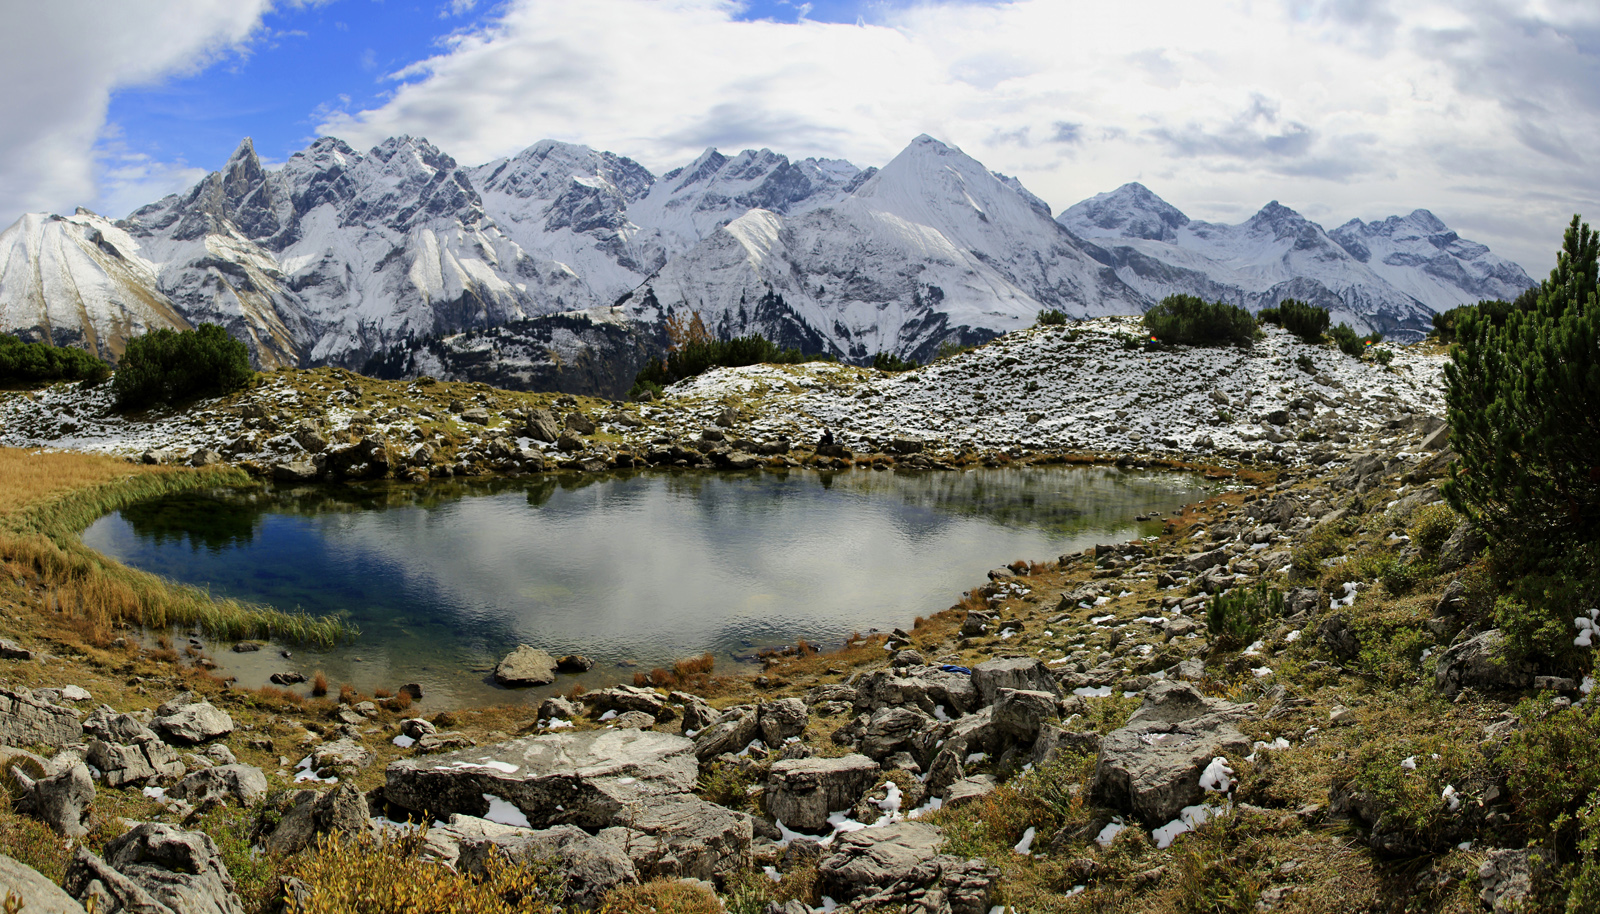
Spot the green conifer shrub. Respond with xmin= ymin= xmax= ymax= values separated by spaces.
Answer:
xmin=1257 ymin=299 xmax=1330 ymax=344
xmin=1142 ymin=294 xmax=1257 ymax=347
xmin=0 ymin=335 xmax=110 ymax=385
xmin=1328 ymin=323 xmax=1383 ymax=357
xmin=1442 ymin=215 xmax=1599 ymax=549
xmin=112 ymin=324 xmax=253 ymax=411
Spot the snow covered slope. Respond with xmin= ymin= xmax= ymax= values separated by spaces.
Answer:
xmin=1059 ymin=183 xmax=1535 ymax=341
xmin=0 ymin=210 xmax=189 ymax=360
xmin=619 ymin=136 xmax=1144 ymax=362
xmin=1328 ymin=210 xmax=1532 ymax=313
xmin=0 ymin=133 xmax=1537 ymax=380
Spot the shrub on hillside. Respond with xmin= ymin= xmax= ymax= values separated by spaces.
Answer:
xmin=1327 ymin=322 xmax=1383 ymax=357
xmin=1429 ymin=288 xmax=1537 ymax=343
xmin=628 ymin=334 xmax=827 ymax=398
xmin=1443 ymin=214 xmax=1599 ymax=550
xmin=1256 ymin=298 xmax=1330 ymax=344
xmin=1142 ymin=294 xmax=1257 ymax=347
xmin=870 ymin=351 xmax=919 ymax=372
xmin=1035 ymin=308 xmax=1069 ymax=326
xmin=112 ymin=324 xmax=252 ymax=411
xmin=0 ymin=335 xmax=110 ymax=385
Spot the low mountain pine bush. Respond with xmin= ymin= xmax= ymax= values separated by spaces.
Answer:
xmin=112 ymin=323 xmax=252 ymax=410
xmin=1257 ymin=298 xmax=1330 ymax=344
xmin=1143 ymin=294 xmax=1257 ymax=347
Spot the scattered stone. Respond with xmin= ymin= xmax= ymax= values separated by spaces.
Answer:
xmin=309 ymin=739 xmax=374 ymax=776
xmin=944 ymin=774 xmax=998 ymax=809
xmin=12 ymin=752 xmax=94 ymax=837
xmin=971 ymin=657 xmax=1061 ymax=706
xmin=493 ymin=645 xmax=558 ymax=687
xmin=1089 ymin=682 xmax=1253 ymax=824
xmin=596 ymin=793 xmax=753 ymax=881
xmin=0 ymin=638 xmax=34 ymax=661
xmin=260 ymin=783 xmax=372 ymax=856
xmin=1479 ymin=848 xmax=1546 ymax=914
xmin=992 ymin=688 xmax=1059 ymax=742
xmin=693 ymin=706 xmax=760 ymax=761
xmin=758 ymin=698 xmax=809 ymax=746
xmin=583 ymin=685 xmax=668 ymax=718
xmin=556 ymin=654 xmax=594 ymax=673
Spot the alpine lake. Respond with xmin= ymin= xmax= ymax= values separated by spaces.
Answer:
xmin=83 ymin=465 xmax=1212 ymax=707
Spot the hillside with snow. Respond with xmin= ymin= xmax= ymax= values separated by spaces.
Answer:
xmin=0 ymin=133 xmax=1534 ymax=385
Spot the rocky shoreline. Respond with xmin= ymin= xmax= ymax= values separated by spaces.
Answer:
xmin=3 ymin=321 xmax=1547 ymax=913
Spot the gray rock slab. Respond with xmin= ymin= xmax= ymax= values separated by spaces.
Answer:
xmin=152 ymin=702 xmax=232 ymax=745
xmin=0 ymin=687 xmax=82 ymax=747
xmin=458 ymin=825 xmax=638 ymax=909
xmin=0 ymin=853 xmax=88 ymax=914
xmin=596 ymin=794 xmax=752 ymax=882
xmin=65 ymin=823 xmax=244 ymax=914
xmin=168 ymin=764 xmax=267 ymax=809
xmin=853 ymin=666 xmax=977 ymax=717
xmin=765 ymin=753 xmax=880 ymax=833
xmin=971 ymin=658 xmax=1061 ymax=706
xmin=817 ymin=821 xmax=996 ymax=914
xmin=385 ymin=728 xmax=697 ymax=830
xmin=1436 ymin=630 xmax=1534 ymax=696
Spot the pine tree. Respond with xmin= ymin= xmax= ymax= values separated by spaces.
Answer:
xmin=1442 ymin=215 xmax=1600 ymax=547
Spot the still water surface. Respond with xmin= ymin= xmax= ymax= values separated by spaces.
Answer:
xmin=84 ymin=467 xmax=1208 ymax=706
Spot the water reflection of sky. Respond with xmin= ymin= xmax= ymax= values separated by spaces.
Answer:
xmin=84 ymin=467 xmax=1207 ymax=705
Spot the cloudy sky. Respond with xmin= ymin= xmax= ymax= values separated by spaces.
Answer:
xmin=3 ymin=0 xmax=1597 ymax=273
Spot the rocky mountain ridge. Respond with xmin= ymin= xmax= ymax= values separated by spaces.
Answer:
xmin=0 ymin=135 xmax=1533 ymax=390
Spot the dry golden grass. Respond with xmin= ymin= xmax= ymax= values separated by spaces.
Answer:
xmin=0 ymin=447 xmax=174 ymax=519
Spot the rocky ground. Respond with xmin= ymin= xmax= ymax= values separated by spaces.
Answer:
xmin=0 ymin=321 xmax=1567 ymax=913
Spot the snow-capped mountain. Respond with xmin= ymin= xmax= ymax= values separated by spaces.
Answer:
xmin=1059 ymin=183 xmax=1534 ymax=339
xmin=0 ymin=210 xmax=190 ymax=360
xmin=1328 ymin=210 xmax=1532 ymax=313
xmin=0 ymin=133 xmax=1536 ymax=387
xmin=617 ymin=135 xmax=1145 ymax=362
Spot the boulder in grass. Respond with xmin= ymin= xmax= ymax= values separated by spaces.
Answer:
xmin=765 ymin=754 xmax=880 ymax=833
xmin=12 ymin=752 xmax=94 ymax=838
xmin=817 ymin=821 xmax=996 ymax=914
xmin=457 ymin=825 xmax=638 ymax=909
xmin=0 ymin=687 xmax=83 ymax=747
xmin=494 ymin=645 xmax=557 ymax=687
xmin=596 ymin=794 xmax=752 ymax=882
xmin=63 ymin=823 xmax=245 ymax=914
xmin=971 ymin=657 xmax=1062 ymax=706
xmin=385 ymin=728 xmax=697 ymax=830
xmin=0 ymin=853 xmax=88 ymax=913
xmin=152 ymin=699 xmax=233 ymax=745
xmin=168 ymin=764 xmax=268 ymax=809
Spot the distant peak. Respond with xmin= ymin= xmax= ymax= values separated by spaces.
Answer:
xmin=1407 ymin=208 xmax=1447 ymax=232
xmin=907 ymin=134 xmax=958 ymax=155
xmin=228 ymin=137 xmax=257 ymax=161
xmin=1059 ymin=181 xmax=1188 ymax=241
xmin=1250 ymin=200 xmax=1305 ymax=226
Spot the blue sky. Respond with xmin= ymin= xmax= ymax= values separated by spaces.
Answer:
xmin=3 ymin=0 xmax=1599 ymax=273
xmin=101 ymin=0 xmax=888 ymax=175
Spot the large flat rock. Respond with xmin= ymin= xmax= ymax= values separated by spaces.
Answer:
xmin=0 ymin=687 xmax=82 ymax=747
xmin=385 ymin=728 xmax=697 ymax=829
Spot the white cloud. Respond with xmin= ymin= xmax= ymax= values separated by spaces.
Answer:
xmin=0 ymin=1 xmax=268 ymax=222
xmin=313 ymin=0 xmax=1600 ymax=273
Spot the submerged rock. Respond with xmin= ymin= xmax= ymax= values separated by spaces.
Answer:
xmin=493 ymin=645 xmax=557 ymax=687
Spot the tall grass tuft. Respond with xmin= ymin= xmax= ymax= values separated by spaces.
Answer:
xmin=0 ymin=448 xmax=353 ymax=646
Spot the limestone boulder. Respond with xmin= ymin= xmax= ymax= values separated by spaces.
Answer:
xmin=758 ymin=698 xmax=809 ymax=746
xmin=493 ymin=646 xmax=557 ymax=687
xmin=582 ymin=685 xmax=667 ymax=718
xmin=992 ymin=688 xmax=1060 ymax=742
xmin=816 ymin=822 xmax=996 ymax=914
xmin=0 ymin=853 xmax=88 ymax=913
xmin=971 ymin=658 xmax=1061 ymax=706
xmin=385 ymin=728 xmax=697 ymax=830
xmin=859 ymin=706 xmax=939 ymax=762
xmin=168 ymin=764 xmax=268 ymax=809
xmin=765 ymin=754 xmax=880 ymax=833
xmin=853 ymin=666 xmax=977 ymax=717
xmin=259 ymin=783 xmax=372 ymax=857
xmin=152 ymin=700 xmax=232 ymax=745
xmin=1089 ymin=683 xmax=1253 ymax=825
xmin=458 ymin=825 xmax=638 ymax=909
xmin=0 ymin=687 xmax=82 ymax=747
xmin=596 ymin=794 xmax=752 ymax=882
xmin=1435 ymin=630 xmax=1534 ymax=697
xmin=692 ymin=706 xmax=759 ymax=761
xmin=64 ymin=823 xmax=244 ymax=914
xmin=12 ymin=752 xmax=94 ymax=838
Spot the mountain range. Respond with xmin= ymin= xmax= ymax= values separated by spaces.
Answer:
xmin=0 ymin=132 xmax=1534 ymax=395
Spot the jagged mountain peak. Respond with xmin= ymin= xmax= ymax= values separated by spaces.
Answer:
xmin=1058 ymin=182 xmax=1190 ymax=242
